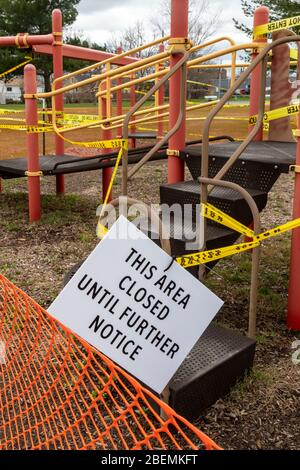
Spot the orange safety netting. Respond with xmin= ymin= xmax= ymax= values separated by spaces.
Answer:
xmin=0 ymin=274 xmax=221 ymax=451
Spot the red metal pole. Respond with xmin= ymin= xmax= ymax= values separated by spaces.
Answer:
xmin=116 ymin=46 xmax=123 ymax=139
xmin=168 ymin=0 xmax=188 ymax=184
xmin=288 ymin=117 xmax=300 ymax=330
xmin=25 ymin=64 xmax=41 ymax=222
xmin=249 ymin=6 xmax=269 ymax=140
xmin=52 ymin=9 xmax=65 ymax=195
xmin=244 ymin=6 xmax=269 ymax=243
xmin=101 ymin=78 xmax=113 ymax=202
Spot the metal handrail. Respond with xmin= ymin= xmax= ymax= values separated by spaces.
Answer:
xmin=198 ymin=34 xmax=300 ymax=338
xmin=201 ymin=35 xmax=300 ymax=198
xmin=199 ymin=177 xmax=261 ymax=339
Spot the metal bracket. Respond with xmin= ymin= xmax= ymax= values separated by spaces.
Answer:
xmin=166 ymin=149 xmax=180 ymax=157
xmin=252 ymin=46 xmax=272 ymax=56
xmin=25 ymin=171 xmax=43 ymax=177
xmin=23 ymin=94 xmax=36 ymax=99
xmin=167 ymin=37 xmax=193 ymax=53
xmin=15 ymin=33 xmax=29 ymax=48
xmin=290 ymin=165 xmax=300 ymax=174
xmin=53 ymin=31 xmax=63 ymax=46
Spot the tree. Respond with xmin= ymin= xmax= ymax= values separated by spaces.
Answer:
xmin=105 ymin=21 xmax=156 ymax=59
xmin=0 ymin=0 xmax=80 ymax=96
xmin=234 ymin=0 xmax=300 ymax=37
xmin=151 ymin=0 xmax=219 ymax=47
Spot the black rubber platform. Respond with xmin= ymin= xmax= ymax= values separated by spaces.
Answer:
xmin=0 ymin=151 xmax=166 ymax=179
xmin=169 ymin=323 xmax=256 ymax=420
xmin=184 ymin=141 xmax=296 ymax=174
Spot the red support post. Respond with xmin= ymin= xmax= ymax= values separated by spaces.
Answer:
xmin=25 ymin=64 xmax=41 ymax=222
xmin=244 ymin=6 xmax=269 ymax=244
xmin=288 ymin=118 xmax=300 ymax=330
xmin=52 ymin=9 xmax=65 ymax=195
xmin=168 ymin=0 xmax=188 ymax=184
xmin=249 ymin=6 xmax=269 ymax=141
xmin=116 ymin=47 xmax=123 ymax=139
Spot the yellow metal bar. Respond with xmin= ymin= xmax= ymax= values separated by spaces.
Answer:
xmin=96 ymin=68 xmax=167 ymax=98
xmin=51 ymin=35 xmax=171 ymax=88
xmin=36 ymin=50 xmax=171 ymax=100
xmin=188 ymin=36 xmax=238 ymax=87
xmin=97 ymin=43 xmax=264 ymax=98
xmin=106 ymin=63 xmax=112 ymax=119
xmin=188 ymin=43 xmax=262 ymax=67
xmin=111 ymin=56 xmax=165 ymax=82
xmin=38 ymin=42 xmax=261 ymax=103
xmin=190 ymin=36 xmax=236 ymax=53
xmin=189 ymin=63 xmax=251 ymax=69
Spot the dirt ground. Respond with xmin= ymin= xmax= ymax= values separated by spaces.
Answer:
xmin=1 ymin=104 xmax=300 ymax=450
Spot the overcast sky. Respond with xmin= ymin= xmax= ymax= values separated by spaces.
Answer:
xmin=74 ymin=0 xmax=250 ymax=46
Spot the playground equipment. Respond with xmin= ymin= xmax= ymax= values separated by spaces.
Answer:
xmin=1 ymin=0 xmax=300 ymax=440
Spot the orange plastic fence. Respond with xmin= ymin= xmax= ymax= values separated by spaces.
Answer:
xmin=0 ymin=274 xmax=221 ymax=451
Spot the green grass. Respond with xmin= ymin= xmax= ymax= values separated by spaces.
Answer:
xmin=232 ymin=368 xmax=274 ymax=398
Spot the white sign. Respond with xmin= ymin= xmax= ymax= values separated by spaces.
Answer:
xmin=48 ymin=216 xmax=223 ymax=393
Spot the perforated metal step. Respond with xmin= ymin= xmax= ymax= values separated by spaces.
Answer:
xmin=160 ymin=180 xmax=268 ymax=226
xmin=183 ymin=141 xmax=296 ymax=191
xmin=169 ymin=323 xmax=256 ymax=420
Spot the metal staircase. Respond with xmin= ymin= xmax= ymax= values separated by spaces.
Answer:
xmin=153 ymin=139 xmax=296 ymax=420
xmin=158 ymin=140 xmax=296 ymax=260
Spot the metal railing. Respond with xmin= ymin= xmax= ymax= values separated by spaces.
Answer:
xmin=199 ymin=34 xmax=300 ymax=338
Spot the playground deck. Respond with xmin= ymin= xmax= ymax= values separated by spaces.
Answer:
xmin=0 ymin=140 xmax=296 ymax=179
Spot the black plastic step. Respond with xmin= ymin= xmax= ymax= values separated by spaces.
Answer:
xmin=169 ymin=323 xmax=256 ymax=420
xmin=160 ymin=180 xmax=268 ymax=227
xmin=183 ymin=141 xmax=296 ymax=191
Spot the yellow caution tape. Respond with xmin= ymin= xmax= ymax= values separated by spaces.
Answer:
xmin=57 ymin=133 xmax=128 ymax=150
xmin=187 ymin=79 xmax=228 ymax=92
xmin=0 ymin=57 xmax=32 ymax=79
xmin=249 ymin=103 xmax=300 ymax=125
xmin=0 ymin=124 xmax=53 ymax=133
xmin=290 ymin=48 xmax=298 ymax=61
xmin=124 ymin=87 xmax=148 ymax=96
xmin=176 ymin=203 xmax=300 ymax=267
xmin=177 ymin=240 xmax=260 ymax=268
xmin=97 ymin=224 xmax=108 ymax=239
xmin=254 ymin=15 xmax=300 ymax=37
xmin=96 ymin=139 xmax=128 ymax=239
xmin=0 ymin=108 xmax=25 ymax=115
xmin=62 ymin=113 xmax=99 ymax=123
xmin=201 ymin=203 xmax=254 ymax=238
